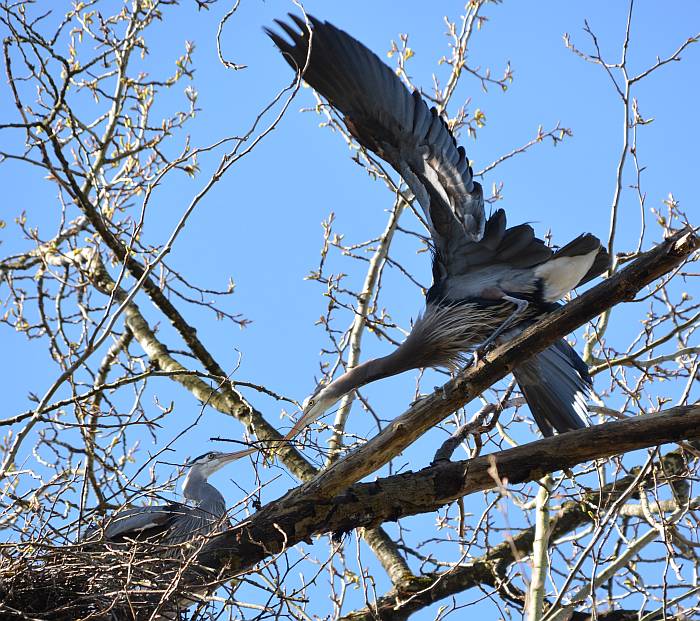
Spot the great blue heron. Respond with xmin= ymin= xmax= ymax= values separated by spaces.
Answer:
xmin=267 ymin=15 xmax=610 ymax=440
xmin=87 ymin=448 xmax=255 ymax=547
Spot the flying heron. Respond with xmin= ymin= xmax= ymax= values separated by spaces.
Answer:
xmin=266 ymin=15 xmax=610 ymax=440
xmin=86 ymin=448 xmax=255 ymax=547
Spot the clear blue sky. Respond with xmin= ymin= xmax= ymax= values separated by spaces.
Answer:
xmin=1 ymin=1 xmax=698 ymax=618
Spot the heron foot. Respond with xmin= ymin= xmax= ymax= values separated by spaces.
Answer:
xmin=470 ymin=347 xmax=486 ymax=367
xmin=433 ymin=385 xmax=449 ymax=400
xmin=472 ymin=295 xmax=530 ymax=363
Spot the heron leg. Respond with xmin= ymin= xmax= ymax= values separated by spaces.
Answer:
xmin=474 ymin=295 xmax=529 ymax=357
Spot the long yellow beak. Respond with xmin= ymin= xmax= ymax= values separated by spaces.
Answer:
xmin=281 ymin=417 xmax=307 ymax=444
xmin=282 ymin=406 xmax=322 ymax=443
xmin=220 ymin=447 xmax=257 ymax=463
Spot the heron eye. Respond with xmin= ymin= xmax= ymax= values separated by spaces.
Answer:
xmin=308 ymin=399 xmax=315 ymax=408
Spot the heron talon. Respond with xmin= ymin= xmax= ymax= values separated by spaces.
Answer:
xmin=433 ymin=385 xmax=449 ymax=400
xmin=432 ymin=385 xmax=448 ymax=400
xmin=472 ymin=337 xmax=497 ymax=366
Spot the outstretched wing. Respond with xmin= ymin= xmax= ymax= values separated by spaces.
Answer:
xmin=266 ymin=14 xmax=484 ymax=272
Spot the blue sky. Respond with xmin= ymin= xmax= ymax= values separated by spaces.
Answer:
xmin=1 ymin=1 xmax=699 ymax=618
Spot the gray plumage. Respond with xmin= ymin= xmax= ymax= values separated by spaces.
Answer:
xmin=86 ymin=449 xmax=254 ymax=549
xmin=268 ymin=15 xmax=610 ymax=439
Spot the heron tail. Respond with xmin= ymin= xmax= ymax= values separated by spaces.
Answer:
xmin=533 ymin=234 xmax=610 ymax=302
xmin=512 ymin=338 xmax=592 ymax=437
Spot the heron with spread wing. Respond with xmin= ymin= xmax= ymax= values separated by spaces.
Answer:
xmin=86 ymin=448 xmax=255 ymax=548
xmin=267 ymin=15 xmax=609 ymax=440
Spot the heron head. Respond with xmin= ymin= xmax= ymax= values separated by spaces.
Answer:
xmin=186 ymin=448 xmax=255 ymax=479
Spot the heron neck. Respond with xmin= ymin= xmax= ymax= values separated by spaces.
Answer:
xmin=328 ymin=348 xmax=415 ymax=400
xmin=182 ymin=472 xmax=224 ymax=507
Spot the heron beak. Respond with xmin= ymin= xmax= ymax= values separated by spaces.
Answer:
xmin=280 ymin=396 xmax=331 ymax=445
xmin=220 ymin=447 xmax=257 ymax=464
xmin=282 ymin=411 xmax=314 ymax=443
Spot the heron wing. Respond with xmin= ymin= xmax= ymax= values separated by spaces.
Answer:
xmin=266 ymin=15 xmax=485 ymax=272
xmin=97 ymin=503 xmax=185 ymax=542
xmin=512 ymin=338 xmax=591 ymax=437
xmin=267 ymin=15 xmax=609 ymax=295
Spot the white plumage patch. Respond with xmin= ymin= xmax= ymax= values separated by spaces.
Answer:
xmin=534 ymin=250 xmax=598 ymax=302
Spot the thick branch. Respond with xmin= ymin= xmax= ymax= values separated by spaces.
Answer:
xmin=341 ymin=442 xmax=695 ymax=621
xmin=203 ymin=404 xmax=700 ymax=577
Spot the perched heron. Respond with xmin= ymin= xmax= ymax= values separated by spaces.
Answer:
xmin=87 ymin=448 xmax=255 ymax=547
xmin=267 ymin=15 xmax=610 ymax=439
